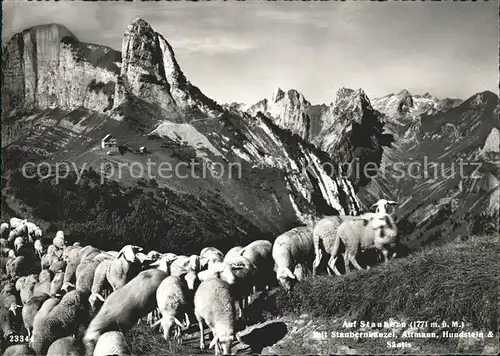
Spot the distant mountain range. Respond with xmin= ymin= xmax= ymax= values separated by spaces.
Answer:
xmin=2 ymin=19 xmax=498 ymax=248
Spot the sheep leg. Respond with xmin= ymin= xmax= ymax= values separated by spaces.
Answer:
xmin=209 ymin=333 xmax=217 ymax=349
xmin=349 ymin=254 xmax=364 ymax=271
xmin=237 ymin=299 xmax=244 ymax=319
xmin=199 ymin=320 xmax=205 ymax=350
xmin=327 ymin=255 xmax=338 ymax=276
xmin=184 ymin=313 xmax=190 ymax=328
xmin=381 ymin=249 xmax=389 ymax=262
xmin=343 ymin=253 xmax=350 ymax=273
xmin=312 ymin=247 xmax=322 ymax=277
xmin=26 ymin=327 xmax=31 ymax=337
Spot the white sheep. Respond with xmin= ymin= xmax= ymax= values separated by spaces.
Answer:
xmin=0 ymin=289 xmax=21 ymax=316
xmin=48 ymin=257 xmax=66 ymax=274
xmin=93 ymin=331 xmax=130 ymax=356
xmin=8 ymin=218 xmax=26 ymax=230
xmin=8 ymin=225 xmax=27 ymax=243
xmin=49 ymin=271 xmax=64 ymax=296
xmin=29 ymin=296 xmax=61 ymax=347
xmin=75 ymin=260 xmax=101 ymax=295
xmin=62 ymin=246 xmax=99 ymax=292
xmin=219 ymin=255 xmax=257 ymax=318
xmin=88 ymin=260 xmax=113 ymax=311
xmin=184 ymin=270 xmax=199 ymax=291
xmin=30 ymin=290 xmax=90 ymax=355
xmin=53 ymin=231 xmax=66 ymax=250
xmin=147 ymin=250 xmax=161 ymax=260
xmin=238 ymin=240 xmax=274 ymax=292
xmin=106 ymin=245 xmax=143 ymax=290
xmin=22 ymin=294 xmax=50 ymax=337
xmin=332 ymin=212 xmax=399 ymax=274
xmin=13 ymin=237 xmax=25 ymax=254
xmin=0 ymin=223 xmax=9 ymax=239
xmin=223 ymin=246 xmax=243 ymax=263
xmin=33 ymin=239 xmax=44 ymax=259
xmin=2 ymin=344 xmax=36 ymax=356
xmin=47 ymin=244 xmax=58 ymax=257
xmin=46 ymin=336 xmax=84 ymax=356
xmin=194 ymin=278 xmax=243 ymax=355
xmin=88 ymin=246 xmax=142 ymax=306
xmin=20 ymin=274 xmax=39 ymax=304
xmin=272 ymin=226 xmax=314 ymax=292
xmin=33 ymin=269 xmax=53 ymax=296
xmin=0 ymin=305 xmax=16 ymax=341
xmin=0 ymin=247 xmax=14 ymax=258
xmin=25 ymin=222 xmax=42 ymax=243
xmin=0 ymin=237 xmax=8 ymax=248
xmin=83 ymin=269 xmax=168 ymax=355
xmin=149 ymin=255 xmax=174 ymax=273
xmin=170 ymin=254 xmax=200 ymax=272
xmin=200 ymin=247 xmax=224 ymax=269
xmin=91 ymin=252 xmax=116 ymax=262
xmin=312 ymin=215 xmax=361 ymax=276
xmin=152 ymin=276 xmax=191 ymax=344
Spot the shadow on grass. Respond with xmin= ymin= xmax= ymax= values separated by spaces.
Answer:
xmin=238 ymin=321 xmax=288 ymax=354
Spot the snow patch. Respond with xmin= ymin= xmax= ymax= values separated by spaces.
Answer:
xmin=150 ymin=122 xmax=223 ymax=158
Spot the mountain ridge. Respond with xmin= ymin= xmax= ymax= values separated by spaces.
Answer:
xmin=1 ymin=19 xmax=363 ymax=245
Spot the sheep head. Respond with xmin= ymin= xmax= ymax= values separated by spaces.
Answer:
xmin=118 ymin=245 xmax=143 ymax=263
xmin=150 ymin=257 xmax=171 ymax=274
xmin=156 ymin=316 xmax=184 ymax=343
xmin=188 ymin=254 xmax=200 ymax=272
xmin=147 ymin=250 xmax=161 ymax=260
xmin=370 ymin=199 xmax=397 ymax=214
xmin=13 ymin=237 xmax=25 ymax=252
xmin=276 ymin=266 xmax=296 ymax=292
xmin=184 ymin=271 xmax=199 ymax=291
xmin=214 ymin=332 xmax=234 ymax=355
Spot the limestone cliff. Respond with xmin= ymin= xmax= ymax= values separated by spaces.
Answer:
xmin=1 ymin=24 xmax=120 ymax=117
xmin=247 ymin=87 xmax=311 ymax=140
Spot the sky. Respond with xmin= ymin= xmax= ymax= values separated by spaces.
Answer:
xmin=2 ymin=0 xmax=498 ymax=105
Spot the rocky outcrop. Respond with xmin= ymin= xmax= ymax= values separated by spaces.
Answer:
xmin=372 ymin=89 xmax=462 ymax=124
xmin=247 ymin=87 xmax=392 ymax=189
xmin=247 ymin=87 xmax=312 ymax=140
xmin=481 ymin=127 xmax=499 ymax=156
xmin=1 ymin=24 xmax=120 ymax=117
xmin=310 ymin=88 xmax=393 ymax=188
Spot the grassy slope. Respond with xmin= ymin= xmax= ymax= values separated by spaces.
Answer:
xmin=124 ymin=236 xmax=498 ymax=355
xmin=276 ymin=235 xmax=499 ymax=331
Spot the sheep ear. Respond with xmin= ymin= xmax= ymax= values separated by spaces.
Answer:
xmin=199 ymin=258 xmax=209 ymax=269
xmin=387 ymin=200 xmax=397 ymax=205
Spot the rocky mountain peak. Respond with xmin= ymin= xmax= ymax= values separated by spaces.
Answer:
xmin=332 ymin=88 xmax=373 ymax=119
xmin=272 ymin=86 xmax=286 ymax=103
xmin=247 ymin=87 xmax=311 ymax=140
xmin=114 ymin=18 xmax=220 ymax=118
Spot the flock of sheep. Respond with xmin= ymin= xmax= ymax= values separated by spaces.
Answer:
xmin=0 ymin=198 xmax=399 ymax=355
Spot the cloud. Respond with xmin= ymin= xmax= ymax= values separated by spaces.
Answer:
xmin=170 ymin=36 xmax=256 ymax=55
